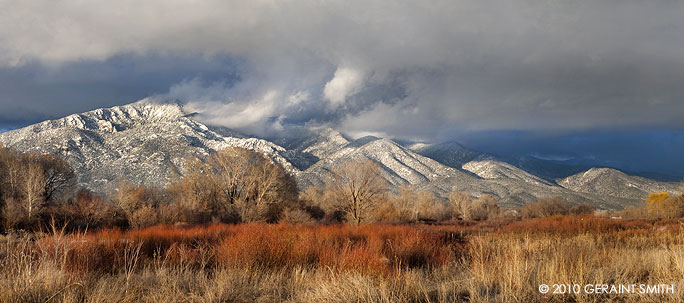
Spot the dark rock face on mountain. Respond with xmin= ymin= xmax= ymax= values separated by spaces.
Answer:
xmin=410 ymin=141 xmax=483 ymax=169
xmin=1 ymin=99 xmax=680 ymax=209
xmin=502 ymin=155 xmax=592 ymax=182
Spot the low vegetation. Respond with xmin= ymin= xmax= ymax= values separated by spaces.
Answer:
xmin=2 ymin=218 xmax=684 ymax=302
xmin=2 ymin=144 xmax=684 ymax=302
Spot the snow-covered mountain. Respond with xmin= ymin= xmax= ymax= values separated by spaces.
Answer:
xmin=297 ymin=136 xmax=468 ymax=189
xmin=462 ymin=160 xmax=555 ymax=187
xmin=558 ymin=168 xmax=681 ymax=200
xmin=0 ymin=99 xmax=302 ymax=192
xmin=1 ymin=99 xmax=680 ymax=209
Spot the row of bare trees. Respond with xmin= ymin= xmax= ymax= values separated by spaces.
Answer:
xmin=301 ymin=160 xmax=504 ymax=224
xmin=1 ymin=145 xmax=302 ymax=231
xmin=167 ymin=147 xmax=298 ymax=223
xmin=5 ymin=142 xmax=631 ymax=231
xmin=0 ymin=144 xmax=76 ymax=230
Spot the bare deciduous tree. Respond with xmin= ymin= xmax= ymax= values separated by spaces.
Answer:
xmin=468 ymin=195 xmax=499 ymax=220
xmin=326 ymin=160 xmax=387 ymax=225
xmin=33 ymin=154 xmax=76 ymax=203
xmin=449 ymin=191 xmax=499 ymax=221
xmin=22 ymin=161 xmax=46 ymax=222
xmin=212 ymin=148 xmax=297 ymax=221
xmin=448 ymin=190 xmax=471 ymax=220
xmin=0 ymin=146 xmax=23 ymax=202
xmin=173 ymin=147 xmax=298 ymax=223
xmin=170 ymin=156 xmax=221 ymax=214
xmin=414 ymin=190 xmax=449 ymax=221
xmin=0 ymin=145 xmax=76 ymax=230
xmin=114 ymin=180 xmax=156 ymax=215
xmin=389 ymin=185 xmax=420 ymax=222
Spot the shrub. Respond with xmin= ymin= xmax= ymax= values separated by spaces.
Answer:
xmin=280 ymin=208 xmax=314 ymax=224
xmin=645 ymin=192 xmax=684 ymax=218
xmin=129 ymin=206 xmax=160 ymax=229
xmin=463 ymin=195 xmax=499 ymax=221
xmin=414 ymin=191 xmax=450 ymax=222
xmin=569 ymin=202 xmax=596 ymax=215
xmin=156 ymin=203 xmax=192 ymax=225
xmin=51 ymin=189 xmax=123 ymax=230
xmin=371 ymin=202 xmax=403 ymax=223
xmin=303 ymin=205 xmax=326 ymax=220
xmin=616 ymin=205 xmax=648 ymax=219
xmin=377 ymin=186 xmax=451 ymax=223
xmin=2 ymin=198 xmax=29 ymax=230
xmin=521 ymin=196 xmax=571 ymax=218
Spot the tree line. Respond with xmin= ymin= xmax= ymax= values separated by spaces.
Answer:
xmin=0 ymin=145 xmax=76 ymax=230
xmin=2 ymin=143 xmax=682 ymax=232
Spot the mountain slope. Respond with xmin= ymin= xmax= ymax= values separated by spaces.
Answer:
xmin=0 ymin=99 xmax=301 ymax=191
xmin=558 ymin=168 xmax=681 ymax=200
xmin=297 ymin=137 xmax=470 ymax=189
xmin=297 ymin=128 xmax=350 ymax=160
xmin=462 ymin=160 xmax=555 ymax=187
xmin=2 ymin=99 xmax=680 ymax=210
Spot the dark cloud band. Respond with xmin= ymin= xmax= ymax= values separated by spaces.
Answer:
xmin=1 ymin=1 xmax=684 ymax=175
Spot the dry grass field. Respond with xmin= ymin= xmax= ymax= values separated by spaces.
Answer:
xmin=1 ymin=216 xmax=684 ymax=302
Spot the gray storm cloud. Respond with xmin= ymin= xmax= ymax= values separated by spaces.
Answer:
xmin=2 ymin=0 xmax=684 ymax=140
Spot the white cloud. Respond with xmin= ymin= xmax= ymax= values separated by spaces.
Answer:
xmin=3 ymin=0 xmax=684 ymax=137
xmin=323 ymin=67 xmax=365 ymax=107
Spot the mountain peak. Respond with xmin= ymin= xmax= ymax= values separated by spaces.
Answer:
xmin=558 ymin=167 xmax=681 ymax=201
xmin=347 ymin=135 xmax=381 ymax=148
xmin=0 ymin=99 xmax=301 ymax=191
xmin=131 ymin=97 xmax=184 ymax=107
xmin=1 ymin=98 xmax=681 ymax=210
xmin=11 ymin=98 xmax=189 ymax=135
xmin=462 ymin=159 xmax=554 ymax=187
xmin=577 ymin=167 xmax=627 ymax=181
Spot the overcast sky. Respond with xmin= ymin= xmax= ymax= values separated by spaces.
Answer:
xmin=1 ymin=1 xmax=684 ymax=175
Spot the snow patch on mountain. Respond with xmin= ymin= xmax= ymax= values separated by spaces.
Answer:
xmin=2 ymin=99 xmax=681 ymax=210
xmin=462 ymin=160 xmax=555 ymax=187
xmin=297 ymin=137 xmax=468 ymax=189
xmin=558 ymin=168 xmax=681 ymax=200
xmin=300 ymin=128 xmax=350 ymax=159
xmin=0 ymin=99 xmax=301 ymax=191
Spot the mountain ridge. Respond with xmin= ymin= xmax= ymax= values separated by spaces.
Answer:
xmin=0 ymin=99 xmax=303 ymax=192
xmin=1 ymin=99 xmax=681 ymax=209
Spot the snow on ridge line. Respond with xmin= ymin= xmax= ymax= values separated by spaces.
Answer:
xmin=462 ymin=160 xmax=553 ymax=186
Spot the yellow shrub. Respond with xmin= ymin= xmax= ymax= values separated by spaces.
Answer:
xmin=645 ymin=192 xmax=684 ymax=218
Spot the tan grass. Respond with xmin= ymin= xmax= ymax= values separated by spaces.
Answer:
xmin=2 ymin=218 xmax=684 ymax=302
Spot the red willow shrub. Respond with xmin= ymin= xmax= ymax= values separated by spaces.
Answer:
xmin=498 ymin=215 xmax=656 ymax=234
xmin=36 ymin=215 xmax=678 ymax=276
xmin=37 ymin=223 xmax=465 ymax=275
xmin=214 ymin=224 xmax=461 ymax=273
